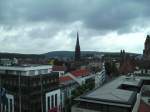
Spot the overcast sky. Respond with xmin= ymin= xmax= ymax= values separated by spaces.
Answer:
xmin=0 ymin=0 xmax=150 ymax=54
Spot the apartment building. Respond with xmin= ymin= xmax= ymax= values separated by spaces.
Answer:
xmin=0 ymin=65 xmax=61 ymax=112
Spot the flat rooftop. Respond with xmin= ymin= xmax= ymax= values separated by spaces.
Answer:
xmin=76 ymin=76 xmax=146 ymax=107
xmin=0 ymin=64 xmax=52 ymax=71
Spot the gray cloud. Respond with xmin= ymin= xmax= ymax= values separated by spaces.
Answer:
xmin=1 ymin=0 xmax=150 ymax=32
xmin=0 ymin=0 xmax=150 ymax=53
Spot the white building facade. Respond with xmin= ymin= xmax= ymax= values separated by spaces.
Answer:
xmin=0 ymin=93 xmax=14 ymax=112
xmin=45 ymin=89 xmax=61 ymax=112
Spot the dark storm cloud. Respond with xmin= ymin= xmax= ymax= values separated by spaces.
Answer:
xmin=1 ymin=0 xmax=150 ymax=33
xmin=83 ymin=0 xmax=150 ymax=33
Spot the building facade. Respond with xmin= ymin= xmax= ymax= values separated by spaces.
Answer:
xmin=0 ymin=65 xmax=60 ymax=112
xmin=45 ymin=89 xmax=61 ymax=112
xmin=143 ymin=35 xmax=150 ymax=60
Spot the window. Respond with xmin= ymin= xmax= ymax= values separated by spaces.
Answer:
xmin=60 ymin=72 xmax=64 ymax=76
xmin=48 ymin=96 xmax=50 ymax=109
xmin=21 ymin=71 xmax=27 ymax=75
xmin=0 ymin=70 xmax=5 ymax=74
xmin=55 ymin=94 xmax=57 ymax=107
xmin=29 ymin=70 xmax=35 ymax=75
xmin=10 ymin=99 xmax=12 ymax=112
xmin=51 ymin=95 xmax=54 ymax=108
xmin=41 ymin=69 xmax=48 ymax=74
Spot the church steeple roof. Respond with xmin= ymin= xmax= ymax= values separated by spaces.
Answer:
xmin=76 ymin=32 xmax=80 ymax=48
xmin=75 ymin=32 xmax=81 ymax=61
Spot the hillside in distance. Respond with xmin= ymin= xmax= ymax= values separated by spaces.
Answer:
xmin=44 ymin=51 xmax=140 ymax=58
xmin=0 ymin=51 xmax=141 ymax=59
xmin=0 ymin=52 xmax=45 ymax=59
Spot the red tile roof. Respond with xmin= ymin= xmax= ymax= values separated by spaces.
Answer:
xmin=139 ymin=100 xmax=150 ymax=112
xmin=52 ymin=66 xmax=66 ymax=71
xmin=59 ymin=76 xmax=73 ymax=83
xmin=59 ymin=69 xmax=90 ymax=83
xmin=71 ymin=69 xmax=90 ymax=77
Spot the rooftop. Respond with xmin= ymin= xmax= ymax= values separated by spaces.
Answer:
xmin=0 ymin=64 xmax=52 ymax=71
xmin=75 ymin=76 xmax=145 ymax=107
xmin=71 ymin=69 xmax=90 ymax=77
xmin=59 ymin=76 xmax=73 ymax=83
xmin=121 ymin=76 xmax=143 ymax=87
xmin=52 ymin=66 xmax=66 ymax=71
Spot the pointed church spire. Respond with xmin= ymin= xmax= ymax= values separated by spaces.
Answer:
xmin=75 ymin=32 xmax=81 ymax=61
xmin=76 ymin=32 xmax=79 ymax=47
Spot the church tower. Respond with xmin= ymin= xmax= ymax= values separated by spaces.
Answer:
xmin=143 ymin=35 xmax=150 ymax=60
xmin=75 ymin=32 xmax=81 ymax=61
